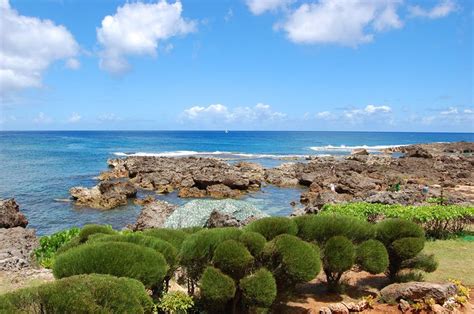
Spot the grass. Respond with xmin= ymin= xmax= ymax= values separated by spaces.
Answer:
xmin=423 ymin=237 xmax=474 ymax=286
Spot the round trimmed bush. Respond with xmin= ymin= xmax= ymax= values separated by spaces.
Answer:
xmin=376 ymin=219 xmax=424 ymax=245
xmin=0 ymin=274 xmax=153 ymax=313
xmin=200 ymin=267 xmax=236 ymax=309
xmin=90 ymin=233 xmax=178 ymax=269
xmin=78 ymin=224 xmax=116 ymax=243
xmin=212 ymin=240 xmax=254 ymax=279
xmin=323 ymin=236 xmax=355 ymax=274
xmin=294 ymin=214 xmax=375 ymax=244
xmin=143 ymin=228 xmax=188 ymax=250
xmin=245 ymin=217 xmax=298 ymax=240
xmin=266 ymin=234 xmax=320 ymax=285
xmin=239 ymin=231 xmax=266 ymax=257
xmin=391 ymin=237 xmax=425 ymax=260
xmin=356 ymin=240 xmax=389 ymax=274
xmin=240 ymin=268 xmax=277 ymax=309
xmin=53 ymin=242 xmax=168 ymax=288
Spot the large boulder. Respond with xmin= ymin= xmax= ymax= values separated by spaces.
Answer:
xmin=164 ymin=199 xmax=267 ymax=229
xmin=0 ymin=227 xmax=38 ymax=271
xmin=0 ymin=199 xmax=28 ymax=228
xmin=130 ymin=200 xmax=177 ymax=231
xmin=70 ymin=181 xmax=137 ymax=209
xmin=380 ymin=282 xmax=457 ymax=303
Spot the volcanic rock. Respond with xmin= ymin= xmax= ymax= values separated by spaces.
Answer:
xmin=0 ymin=199 xmax=28 ymax=228
xmin=70 ymin=181 xmax=137 ymax=209
xmin=130 ymin=200 xmax=177 ymax=231
xmin=0 ymin=227 xmax=38 ymax=271
xmin=380 ymin=282 xmax=457 ymax=303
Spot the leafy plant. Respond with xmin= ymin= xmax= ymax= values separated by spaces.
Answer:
xmin=34 ymin=227 xmax=80 ymax=268
xmin=158 ymin=291 xmax=194 ymax=314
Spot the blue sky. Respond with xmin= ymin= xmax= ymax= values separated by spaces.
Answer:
xmin=0 ymin=0 xmax=472 ymax=131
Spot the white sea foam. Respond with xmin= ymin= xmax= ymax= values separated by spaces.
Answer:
xmin=308 ymin=144 xmax=406 ymax=152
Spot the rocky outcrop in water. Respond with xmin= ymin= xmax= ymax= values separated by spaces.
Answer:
xmin=70 ymin=181 xmax=137 ymax=209
xmin=0 ymin=199 xmax=28 ymax=228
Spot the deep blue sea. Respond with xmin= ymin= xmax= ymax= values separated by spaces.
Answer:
xmin=1 ymin=131 xmax=472 ymax=235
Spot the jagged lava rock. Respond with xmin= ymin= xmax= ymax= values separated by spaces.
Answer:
xmin=0 ymin=198 xmax=28 ymax=228
xmin=380 ymin=282 xmax=457 ymax=303
xmin=130 ymin=200 xmax=177 ymax=231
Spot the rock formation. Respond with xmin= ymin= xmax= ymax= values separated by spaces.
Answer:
xmin=0 ymin=199 xmax=28 ymax=228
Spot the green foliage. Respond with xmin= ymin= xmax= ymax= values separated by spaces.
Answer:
xmin=143 ymin=228 xmax=188 ymax=250
xmin=245 ymin=217 xmax=298 ymax=240
xmin=199 ymin=267 xmax=236 ymax=310
xmin=158 ymin=291 xmax=194 ymax=314
xmin=356 ymin=240 xmax=389 ymax=274
xmin=34 ymin=227 xmax=80 ymax=268
xmin=323 ymin=202 xmax=474 ymax=238
xmin=0 ymin=274 xmax=153 ymax=313
xmin=323 ymin=236 xmax=355 ymax=290
xmin=239 ymin=231 xmax=267 ymax=257
xmin=90 ymin=233 xmax=178 ymax=271
xmin=240 ymin=268 xmax=277 ymax=309
xmin=53 ymin=242 xmax=168 ymax=289
xmin=212 ymin=240 xmax=254 ymax=279
xmin=376 ymin=219 xmax=436 ymax=281
xmin=265 ymin=234 xmax=320 ymax=286
xmin=293 ymin=214 xmax=375 ymax=244
xmin=78 ymin=224 xmax=116 ymax=243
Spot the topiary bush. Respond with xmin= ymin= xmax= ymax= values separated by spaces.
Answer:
xmin=293 ymin=214 xmax=375 ymax=244
xmin=240 ymin=268 xmax=277 ymax=310
xmin=376 ymin=219 xmax=437 ymax=281
xmin=245 ymin=217 xmax=298 ymax=240
xmin=143 ymin=228 xmax=188 ymax=250
xmin=322 ymin=236 xmax=355 ymax=290
xmin=264 ymin=234 xmax=321 ymax=287
xmin=78 ymin=224 xmax=117 ymax=243
xmin=199 ymin=266 xmax=236 ymax=312
xmin=53 ymin=242 xmax=168 ymax=289
xmin=212 ymin=239 xmax=254 ymax=279
xmin=356 ymin=239 xmax=389 ymax=274
xmin=0 ymin=274 xmax=153 ymax=313
xmin=239 ymin=231 xmax=267 ymax=257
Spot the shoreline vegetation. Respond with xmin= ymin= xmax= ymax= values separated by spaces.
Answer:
xmin=1 ymin=141 xmax=473 ymax=313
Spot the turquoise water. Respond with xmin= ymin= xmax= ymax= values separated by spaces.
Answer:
xmin=0 ymin=131 xmax=472 ymax=235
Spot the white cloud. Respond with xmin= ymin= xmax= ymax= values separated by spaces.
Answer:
xmin=33 ymin=112 xmax=52 ymax=124
xmin=464 ymin=109 xmax=473 ymax=114
xmin=278 ymin=0 xmax=403 ymax=46
xmin=0 ymin=0 xmax=79 ymax=96
xmin=316 ymin=111 xmax=333 ymax=119
xmin=408 ymin=0 xmax=457 ymax=19
xmin=65 ymin=58 xmax=80 ymax=70
xmin=364 ymin=104 xmax=391 ymax=113
xmin=181 ymin=103 xmax=286 ymax=124
xmin=224 ymin=8 xmax=234 ymax=22
xmin=67 ymin=112 xmax=81 ymax=123
xmin=98 ymin=113 xmax=122 ymax=122
xmin=343 ymin=105 xmax=392 ymax=122
xmin=440 ymin=106 xmax=458 ymax=115
xmin=97 ymin=0 xmax=196 ymax=74
xmin=246 ymin=0 xmax=294 ymax=15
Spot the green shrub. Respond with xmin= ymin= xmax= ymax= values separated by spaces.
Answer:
xmin=323 ymin=236 xmax=355 ymax=290
xmin=34 ymin=227 xmax=80 ymax=268
xmin=264 ymin=234 xmax=320 ymax=286
xmin=356 ymin=240 xmax=389 ymax=274
xmin=90 ymin=233 xmax=178 ymax=270
xmin=78 ymin=224 xmax=116 ymax=243
xmin=158 ymin=291 xmax=194 ymax=314
xmin=143 ymin=228 xmax=188 ymax=250
xmin=53 ymin=242 xmax=168 ymax=289
xmin=376 ymin=219 xmax=436 ymax=281
xmin=240 ymin=268 xmax=277 ymax=309
xmin=323 ymin=202 xmax=474 ymax=238
xmin=0 ymin=274 xmax=153 ymax=313
xmin=55 ymin=236 xmax=81 ymax=254
xmin=212 ymin=240 xmax=254 ymax=279
xmin=293 ymin=214 xmax=375 ymax=244
xmin=245 ymin=217 xmax=298 ymax=240
xmin=199 ymin=267 xmax=236 ymax=311
xmin=239 ymin=231 xmax=267 ymax=257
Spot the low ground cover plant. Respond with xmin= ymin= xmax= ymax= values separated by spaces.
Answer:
xmin=34 ymin=227 xmax=80 ymax=268
xmin=0 ymin=274 xmax=153 ymax=313
xmin=322 ymin=202 xmax=474 ymax=238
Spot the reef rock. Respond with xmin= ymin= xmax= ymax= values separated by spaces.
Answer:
xmin=130 ymin=200 xmax=177 ymax=231
xmin=0 ymin=199 xmax=28 ymax=228
xmin=0 ymin=227 xmax=38 ymax=271
xmin=70 ymin=181 xmax=137 ymax=209
xmin=380 ymin=282 xmax=457 ymax=303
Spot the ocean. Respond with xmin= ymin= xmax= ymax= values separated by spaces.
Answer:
xmin=1 ymin=131 xmax=472 ymax=235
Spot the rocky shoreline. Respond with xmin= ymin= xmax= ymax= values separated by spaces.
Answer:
xmin=70 ymin=142 xmax=474 ymax=216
